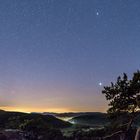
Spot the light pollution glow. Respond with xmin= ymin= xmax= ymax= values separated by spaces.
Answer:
xmin=0 ymin=85 xmax=108 ymax=113
xmin=0 ymin=106 xmax=107 ymax=113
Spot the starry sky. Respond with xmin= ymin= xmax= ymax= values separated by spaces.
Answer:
xmin=0 ymin=0 xmax=140 ymax=113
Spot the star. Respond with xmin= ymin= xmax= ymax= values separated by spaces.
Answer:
xmin=96 ymin=12 xmax=99 ymax=16
xmin=99 ymin=82 xmax=103 ymax=86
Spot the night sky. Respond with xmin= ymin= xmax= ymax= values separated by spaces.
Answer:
xmin=0 ymin=0 xmax=140 ymax=113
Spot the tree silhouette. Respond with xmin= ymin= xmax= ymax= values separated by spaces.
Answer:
xmin=102 ymin=71 xmax=140 ymax=131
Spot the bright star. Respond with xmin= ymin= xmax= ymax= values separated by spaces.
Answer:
xmin=99 ymin=82 xmax=103 ymax=86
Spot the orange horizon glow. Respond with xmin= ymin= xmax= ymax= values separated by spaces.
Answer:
xmin=0 ymin=106 xmax=107 ymax=113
